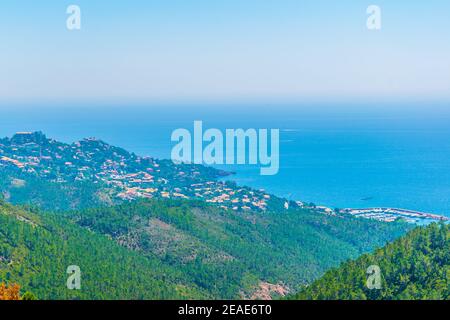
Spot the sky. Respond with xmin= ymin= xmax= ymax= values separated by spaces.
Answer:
xmin=1 ymin=0 xmax=450 ymax=105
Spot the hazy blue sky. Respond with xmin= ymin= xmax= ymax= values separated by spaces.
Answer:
xmin=1 ymin=0 xmax=450 ymax=105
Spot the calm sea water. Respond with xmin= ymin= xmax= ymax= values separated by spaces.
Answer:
xmin=1 ymin=103 xmax=450 ymax=216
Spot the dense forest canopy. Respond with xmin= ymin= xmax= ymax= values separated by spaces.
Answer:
xmin=2 ymin=132 xmax=440 ymax=301
xmin=0 ymin=199 xmax=412 ymax=299
xmin=290 ymin=223 xmax=449 ymax=300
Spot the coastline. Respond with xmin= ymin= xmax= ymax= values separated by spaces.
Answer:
xmin=220 ymin=170 xmax=449 ymax=225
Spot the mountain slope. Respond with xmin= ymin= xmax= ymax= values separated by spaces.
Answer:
xmin=0 ymin=132 xmax=417 ymax=299
xmin=290 ymin=223 xmax=449 ymax=300
xmin=59 ymin=199 xmax=412 ymax=298
xmin=0 ymin=131 xmax=230 ymax=211
xmin=0 ymin=198 xmax=412 ymax=299
xmin=0 ymin=200 xmax=208 ymax=299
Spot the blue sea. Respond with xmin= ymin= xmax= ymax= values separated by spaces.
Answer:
xmin=1 ymin=103 xmax=450 ymax=217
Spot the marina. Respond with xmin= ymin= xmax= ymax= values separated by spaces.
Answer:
xmin=340 ymin=207 xmax=449 ymax=224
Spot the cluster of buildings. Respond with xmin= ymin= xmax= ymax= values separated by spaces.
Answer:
xmin=193 ymin=184 xmax=271 ymax=211
xmin=113 ymin=179 xmax=272 ymax=212
xmin=2 ymin=132 xmax=448 ymax=221
xmin=340 ymin=208 xmax=448 ymax=224
xmin=0 ymin=132 xmax=274 ymax=212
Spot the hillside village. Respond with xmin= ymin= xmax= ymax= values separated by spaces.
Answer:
xmin=0 ymin=132 xmax=447 ymax=224
xmin=0 ymin=132 xmax=275 ymax=212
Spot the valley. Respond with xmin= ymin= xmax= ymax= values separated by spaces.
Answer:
xmin=1 ymin=131 xmax=441 ymax=300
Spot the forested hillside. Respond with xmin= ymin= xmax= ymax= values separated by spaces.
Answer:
xmin=290 ymin=223 xmax=449 ymax=300
xmin=0 ymin=200 xmax=207 ymax=299
xmin=0 ymin=198 xmax=411 ymax=299
xmin=60 ymin=199 xmax=411 ymax=298
xmin=0 ymin=132 xmax=421 ymax=300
